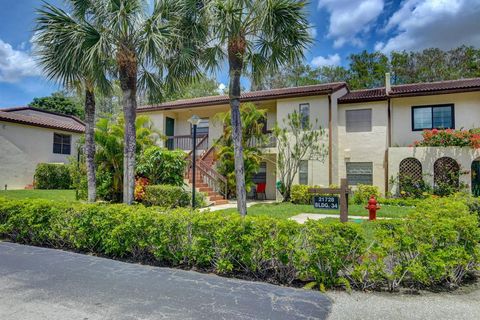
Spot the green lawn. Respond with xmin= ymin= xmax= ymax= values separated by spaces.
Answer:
xmin=0 ymin=189 xmax=77 ymax=202
xmin=218 ymin=202 xmax=413 ymax=219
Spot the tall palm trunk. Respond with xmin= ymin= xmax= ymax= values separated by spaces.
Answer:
xmin=228 ymin=37 xmax=247 ymax=216
xmin=118 ymin=49 xmax=138 ymax=205
xmin=84 ymin=86 xmax=96 ymax=202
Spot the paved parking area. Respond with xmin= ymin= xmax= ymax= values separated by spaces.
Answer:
xmin=0 ymin=242 xmax=330 ymax=320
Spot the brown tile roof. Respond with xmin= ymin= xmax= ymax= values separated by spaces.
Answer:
xmin=339 ymin=78 xmax=480 ymax=103
xmin=138 ymin=82 xmax=347 ymax=112
xmin=0 ymin=107 xmax=85 ymax=133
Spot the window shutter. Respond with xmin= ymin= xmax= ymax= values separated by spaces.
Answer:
xmin=346 ymin=109 xmax=372 ymax=132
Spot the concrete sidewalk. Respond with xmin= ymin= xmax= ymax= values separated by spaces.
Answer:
xmin=200 ymin=200 xmax=275 ymax=212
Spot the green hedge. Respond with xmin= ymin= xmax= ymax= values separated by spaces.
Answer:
xmin=0 ymin=196 xmax=478 ymax=291
xmin=34 ymin=163 xmax=72 ymax=189
xmin=144 ymin=185 xmax=207 ymax=208
xmin=352 ymin=184 xmax=381 ymax=205
xmin=291 ymin=184 xmax=327 ymax=204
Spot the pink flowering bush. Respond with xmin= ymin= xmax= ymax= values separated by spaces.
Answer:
xmin=412 ymin=128 xmax=480 ymax=148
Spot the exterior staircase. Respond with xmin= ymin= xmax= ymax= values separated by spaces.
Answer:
xmin=185 ymin=144 xmax=228 ymax=206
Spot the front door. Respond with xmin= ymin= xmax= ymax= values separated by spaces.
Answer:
xmin=165 ymin=117 xmax=175 ymax=150
xmin=472 ymin=161 xmax=480 ymax=197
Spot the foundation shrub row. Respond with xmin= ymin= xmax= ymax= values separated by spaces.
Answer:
xmin=0 ymin=196 xmax=478 ymax=291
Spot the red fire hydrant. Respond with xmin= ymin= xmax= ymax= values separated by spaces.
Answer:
xmin=365 ymin=195 xmax=380 ymax=221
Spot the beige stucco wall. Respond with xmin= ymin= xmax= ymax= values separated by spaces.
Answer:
xmin=337 ymin=100 xmax=389 ymax=193
xmin=275 ymin=95 xmax=331 ymax=190
xmin=391 ymin=92 xmax=480 ymax=147
xmin=388 ymin=146 xmax=480 ymax=195
xmin=0 ymin=121 xmax=82 ymax=189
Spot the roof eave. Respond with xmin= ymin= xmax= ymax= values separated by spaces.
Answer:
xmin=138 ymin=84 xmax=346 ymax=113
xmin=0 ymin=117 xmax=85 ymax=133
xmin=390 ymin=86 xmax=480 ymax=98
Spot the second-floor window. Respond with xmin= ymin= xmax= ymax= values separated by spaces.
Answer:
xmin=53 ymin=133 xmax=71 ymax=155
xmin=299 ymin=103 xmax=310 ymax=129
xmin=412 ymin=104 xmax=454 ymax=131
xmin=346 ymin=109 xmax=372 ymax=132
xmin=192 ymin=118 xmax=209 ymax=136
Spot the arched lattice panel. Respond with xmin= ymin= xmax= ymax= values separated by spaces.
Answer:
xmin=399 ymin=158 xmax=422 ymax=182
xmin=434 ymin=157 xmax=460 ymax=188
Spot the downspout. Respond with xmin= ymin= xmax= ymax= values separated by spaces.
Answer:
xmin=328 ymin=93 xmax=333 ymax=185
xmin=385 ymin=73 xmax=392 ymax=194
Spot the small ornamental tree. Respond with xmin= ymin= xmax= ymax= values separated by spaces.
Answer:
xmin=274 ymin=111 xmax=328 ymax=201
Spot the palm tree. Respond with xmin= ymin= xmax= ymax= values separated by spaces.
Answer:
xmin=90 ymin=0 xmax=208 ymax=204
xmin=34 ymin=1 xmax=111 ymax=203
xmin=204 ymin=0 xmax=312 ymax=215
xmin=37 ymin=0 xmax=208 ymax=204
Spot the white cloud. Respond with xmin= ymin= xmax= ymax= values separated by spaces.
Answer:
xmin=318 ymin=0 xmax=384 ymax=48
xmin=217 ymin=83 xmax=226 ymax=94
xmin=377 ymin=0 xmax=480 ymax=53
xmin=0 ymin=38 xmax=40 ymax=83
xmin=311 ymin=53 xmax=341 ymax=67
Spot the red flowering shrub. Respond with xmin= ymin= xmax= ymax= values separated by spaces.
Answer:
xmin=413 ymin=128 xmax=480 ymax=148
xmin=134 ymin=177 xmax=150 ymax=201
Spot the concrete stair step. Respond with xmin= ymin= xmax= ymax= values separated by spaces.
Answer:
xmin=214 ymin=199 xmax=229 ymax=205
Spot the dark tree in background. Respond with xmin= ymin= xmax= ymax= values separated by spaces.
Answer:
xmin=254 ymin=45 xmax=480 ymax=91
xmin=29 ymin=92 xmax=84 ymax=119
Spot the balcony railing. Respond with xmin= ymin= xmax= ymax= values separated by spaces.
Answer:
xmin=166 ymin=134 xmax=208 ymax=151
xmin=248 ymin=131 xmax=277 ymax=148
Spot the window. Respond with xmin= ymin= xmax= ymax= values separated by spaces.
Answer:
xmin=299 ymin=160 xmax=308 ymax=185
xmin=412 ymin=104 xmax=454 ymax=131
xmin=299 ymin=103 xmax=310 ymax=129
xmin=53 ymin=133 xmax=71 ymax=155
xmin=346 ymin=109 xmax=372 ymax=132
xmin=192 ymin=118 xmax=209 ymax=136
xmin=346 ymin=162 xmax=373 ymax=185
xmin=252 ymin=162 xmax=267 ymax=184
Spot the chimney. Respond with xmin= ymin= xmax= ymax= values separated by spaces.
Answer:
xmin=385 ymin=73 xmax=391 ymax=95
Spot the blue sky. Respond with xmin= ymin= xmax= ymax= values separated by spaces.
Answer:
xmin=1 ymin=0 xmax=480 ymax=107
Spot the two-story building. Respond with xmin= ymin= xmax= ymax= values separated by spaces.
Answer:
xmin=138 ymin=77 xmax=480 ymax=201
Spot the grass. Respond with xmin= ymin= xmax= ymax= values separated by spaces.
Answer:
xmin=0 ymin=189 xmax=77 ymax=202
xmin=217 ymin=202 xmax=414 ymax=220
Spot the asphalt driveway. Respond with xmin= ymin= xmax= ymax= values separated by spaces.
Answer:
xmin=0 ymin=242 xmax=330 ymax=320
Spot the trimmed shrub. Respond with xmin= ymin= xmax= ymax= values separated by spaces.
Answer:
xmin=144 ymin=185 xmax=190 ymax=208
xmin=137 ymin=146 xmax=187 ymax=186
xmin=34 ymin=163 xmax=72 ymax=189
xmin=143 ymin=185 xmax=206 ymax=208
xmin=298 ymin=221 xmax=366 ymax=289
xmin=291 ymin=184 xmax=313 ymax=204
xmin=290 ymin=184 xmax=338 ymax=205
xmin=0 ymin=196 xmax=478 ymax=291
xmin=352 ymin=184 xmax=381 ymax=205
